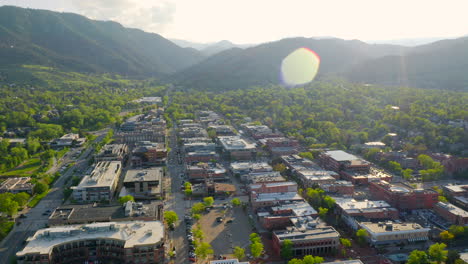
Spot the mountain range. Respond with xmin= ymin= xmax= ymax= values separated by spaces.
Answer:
xmin=1 ymin=6 xmax=467 ymax=91
xmin=0 ymin=6 xmax=203 ymax=77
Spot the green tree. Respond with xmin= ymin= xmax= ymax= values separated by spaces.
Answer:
xmin=428 ymin=243 xmax=448 ymax=264
xmin=13 ymin=192 xmax=30 ymax=207
xmin=250 ymin=242 xmax=264 ymax=258
xmin=118 ymin=195 xmax=134 ymax=205
xmin=281 ymin=239 xmax=294 ymax=260
xmin=299 ymin=152 xmax=314 ymax=160
xmin=33 ymin=182 xmax=49 ymax=195
xmin=195 ymin=242 xmax=214 ymax=260
xmin=233 ymin=246 xmax=245 ymax=261
xmin=402 ymin=168 xmax=414 ymax=180
xmin=448 ymin=225 xmax=466 ymax=238
xmin=191 ymin=202 xmax=206 ymax=214
xmin=318 ymin=207 xmax=328 ymax=219
xmin=164 ymin=211 xmax=179 ymax=226
xmin=356 ymin=229 xmax=368 ymax=245
xmin=0 ymin=194 xmax=19 ymax=216
xmin=249 ymin=233 xmax=261 ymax=244
xmin=387 ymin=161 xmax=402 ymax=174
xmin=273 ymin=163 xmax=286 ymax=172
xmin=203 ymin=196 xmax=214 ymax=207
xmin=339 ymin=238 xmax=351 ymax=248
xmin=26 ymin=137 xmax=41 ymax=154
xmin=231 ymin=198 xmax=241 ymax=207
xmin=322 ymin=196 xmax=335 ymax=209
xmin=288 ymin=259 xmax=304 ymax=264
xmin=439 ymin=196 xmax=448 ymax=202
xmin=303 ymin=255 xmax=324 ymax=264
xmin=407 ymin=250 xmax=430 ymax=264
xmin=439 ymin=230 xmax=454 ymax=242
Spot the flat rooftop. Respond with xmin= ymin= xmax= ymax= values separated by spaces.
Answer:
xmin=250 ymin=181 xmax=297 ymax=189
xmin=335 ymin=198 xmax=392 ymax=211
xmin=436 ymin=202 xmax=468 ymax=217
xmin=444 ymin=184 xmax=468 ymax=193
xmin=253 ymin=192 xmax=303 ymax=203
xmin=218 ymin=136 xmax=256 ymax=150
xmin=74 ymin=161 xmax=121 ymax=189
xmin=325 ymin=150 xmax=360 ymax=161
xmin=230 ymin=162 xmax=272 ymax=171
xmin=49 ymin=202 xmax=159 ymax=223
xmin=17 ymin=221 xmax=164 ymax=256
xmin=274 ymin=227 xmax=339 ymax=241
xmin=271 ymin=201 xmax=317 ymax=216
xmin=124 ymin=168 xmax=163 ymax=183
xmin=361 ymin=222 xmax=429 ymax=233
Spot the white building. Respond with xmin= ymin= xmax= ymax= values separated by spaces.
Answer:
xmin=72 ymin=161 xmax=122 ymax=202
xmin=359 ymin=221 xmax=430 ymax=246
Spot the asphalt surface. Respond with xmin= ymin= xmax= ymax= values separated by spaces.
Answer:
xmin=0 ymin=129 xmax=109 ymax=263
xmin=165 ymin=123 xmax=190 ymax=264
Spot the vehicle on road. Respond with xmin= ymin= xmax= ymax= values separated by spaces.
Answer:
xmin=216 ymin=217 xmax=223 ymax=223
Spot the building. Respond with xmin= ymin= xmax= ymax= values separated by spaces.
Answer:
xmin=95 ymin=144 xmax=129 ymax=162
xmin=54 ymin=133 xmax=86 ymax=147
xmin=272 ymin=227 xmax=340 ymax=258
xmin=241 ymin=124 xmax=282 ymax=139
xmin=218 ymin=136 xmax=256 ymax=160
xmin=281 ymin=155 xmax=315 ymax=170
xmin=121 ymin=169 xmax=164 ymax=199
xmin=207 ymin=125 xmax=237 ymax=136
xmin=363 ymin=142 xmax=386 ymax=149
xmin=321 ymin=181 xmax=354 ymax=196
xmin=131 ymin=141 xmax=167 ymax=166
xmin=229 ymin=162 xmax=272 ymax=177
xmin=359 ymin=221 xmax=430 ymax=246
xmin=248 ymin=171 xmax=286 ymax=184
xmin=210 ymin=259 xmax=249 ymax=264
xmin=48 ymin=201 xmax=161 ymax=226
xmin=0 ymin=177 xmax=34 ymax=194
xmin=340 ymin=169 xmax=392 ymax=185
xmin=442 ymin=158 xmax=468 ymax=176
xmin=132 ymin=97 xmax=162 ymax=104
xmin=16 ymin=221 xmax=165 ymax=264
xmin=251 ymin=192 xmax=304 ymax=210
xmin=433 ymin=202 xmax=468 ymax=226
xmin=262 ymin=137 xmax=299 ymax=156
xmin=258 ymin=201 xmax=318 ymax=230
xmin=369 ymin=181 xmax=438 ymax=210
xmin=296 ymin=169 xmax=338 ymax=188
xmin=186 ymin=163 xmax=227 ymax=182
xmin=319 ymin=150 xmax=370 ymax=173
xmin=71 ymin=161 xmax=122 ymax=202
xmin=249 ymin=181 xmax=298 ymax=196
xmin=185 ymin=150 xmax=219 ymax=164
xmin=443 ymin=184 xmax=468 ymax=197
xmin=334 ymin=198 xmax=399 ymax=227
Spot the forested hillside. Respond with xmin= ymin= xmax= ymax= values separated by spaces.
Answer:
xmin=173 ymin=38 xmax=406 ymax=90
xmin=0 ymin=6 xmax=204 ymax=77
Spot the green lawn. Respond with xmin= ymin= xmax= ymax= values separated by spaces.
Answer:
xmin=1 ymin=158 xmax=42 ymax=177
xmin=27 ymin=191 xmax=49 ymax=208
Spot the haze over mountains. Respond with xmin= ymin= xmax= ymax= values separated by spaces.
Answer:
xmin=1 ymin=6 xmax=467 ymax=91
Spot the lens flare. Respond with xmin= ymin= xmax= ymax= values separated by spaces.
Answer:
xmin=281 ymin=47 xmax=320 ymax=86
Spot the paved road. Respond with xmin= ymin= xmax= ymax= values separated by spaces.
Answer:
xmin=165 ymin=123 xmax=190 ymax=264
xmin=0 ymin=131 xmax=108 ymax=263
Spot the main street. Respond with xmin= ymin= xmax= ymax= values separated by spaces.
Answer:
xmin=164 ymin=122 xmax=190 ymax=264
xmin=0 ymin=130 xmax=109 ymax=263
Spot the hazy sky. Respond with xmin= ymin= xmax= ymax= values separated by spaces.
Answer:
xmin=1 ymin=0 xmax=467 ymax=44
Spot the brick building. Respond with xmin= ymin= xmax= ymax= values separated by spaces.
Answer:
xmin=369 ymin=181 xmax=438 ymax=210
xmin=272 ymin=227 xmax=340 ymax=258
xmin=433 ymin=202 xmax=468 ymax=226
xmin=320 ymin=181 xmax=354 ymax=196
xmin=319 ymin=150 xmax=370 ymax=174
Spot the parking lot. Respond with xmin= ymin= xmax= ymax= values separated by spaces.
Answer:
xmin=197 ymin=204 xmax=253 ymax=258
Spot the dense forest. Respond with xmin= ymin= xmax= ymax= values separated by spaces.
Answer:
xmin=168 ymin=80 xmax=467 ymax=155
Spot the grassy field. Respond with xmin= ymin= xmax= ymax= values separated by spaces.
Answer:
xmin=1 ymin=158 xmax=42 ymax=177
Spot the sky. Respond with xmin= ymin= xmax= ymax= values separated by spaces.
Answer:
xmin=1 ymin=0 xmax=467 ymax=44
